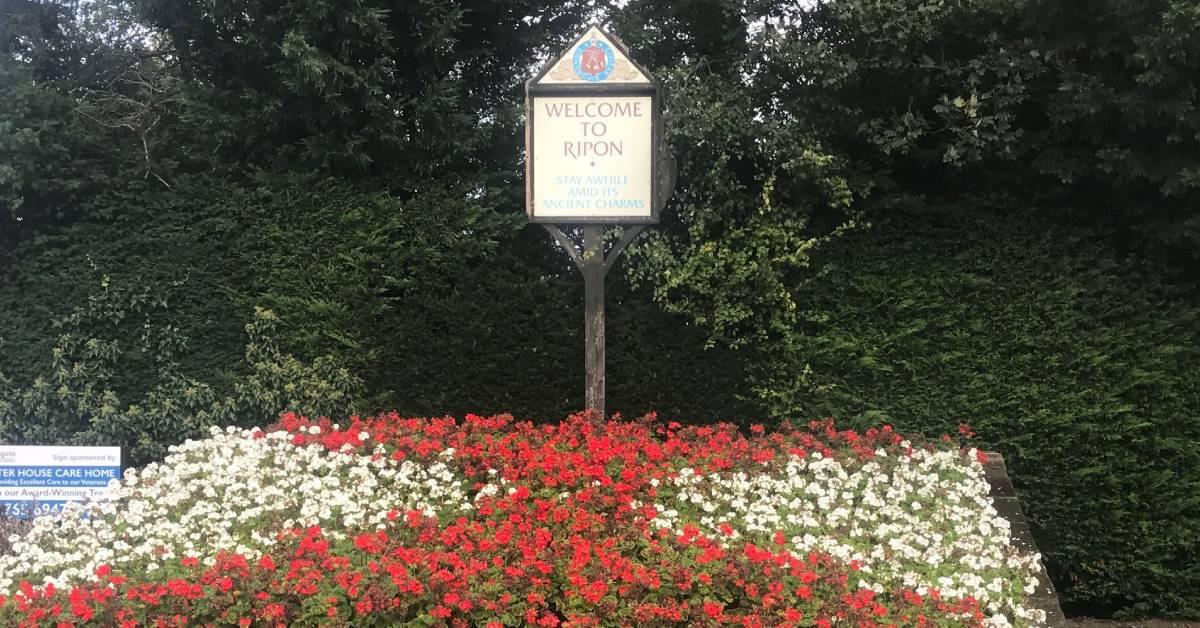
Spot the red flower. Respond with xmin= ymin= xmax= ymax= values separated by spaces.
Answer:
xmin=0 ymin=414 xmax=991 ymax=628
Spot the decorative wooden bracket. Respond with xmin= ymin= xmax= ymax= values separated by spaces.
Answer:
xmin=543 ymin=224 xmax=584 ymax=269
xmin=542 ymin=224 xmax=646 ymax=277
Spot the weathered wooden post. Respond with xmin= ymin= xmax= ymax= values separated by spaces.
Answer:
xmin=581 ymin=224 xmax=605 ymax=413
xmin=525 ymin=25 xmax=675 ymax=417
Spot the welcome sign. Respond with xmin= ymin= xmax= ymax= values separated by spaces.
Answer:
xmin=523 ymin=24 xmax=674 ymax=417
xmin=526 ymin=25 xmax=665 ymax=223
xmin=0 ymin=445 xmax=121 ymax=518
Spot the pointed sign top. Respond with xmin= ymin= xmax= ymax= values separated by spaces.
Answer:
xmin=530 ymin=24 xmax=652 ymax=86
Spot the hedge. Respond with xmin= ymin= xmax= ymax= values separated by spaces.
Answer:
xmin=760 ymin=206 xmax=1200 ymax=616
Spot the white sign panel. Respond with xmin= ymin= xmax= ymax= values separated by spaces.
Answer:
xmin=0 ymin=445 xmax=121 ymax=518
xmin=526 ymin=24 xmax=662 ymax=223
xmin=532 ymin=96 xmax=654 ymax=219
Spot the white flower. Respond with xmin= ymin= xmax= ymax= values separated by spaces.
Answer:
xmin=0 ymin=427 xmax=472 ymax=595
xmin=643 ymin=444 xmax=1045 ymax=626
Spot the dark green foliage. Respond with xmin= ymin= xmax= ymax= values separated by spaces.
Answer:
xmin=370 ymin=239 xmax=760 ymax=423
xmin=235 ymin=175 xmax=518 ymax=388
xmin=610 ymin=1 xmax=1200 ymax=614
xmin=626 ymin=61 xmax=867 ymax=350
xmin=132 ymin=0 xmax=600 ymax=179
xmin=0 ymin=176 xmax=251 ymax=394
xmin=757 ymin=0 xmax=1200 ymax=269
xmin=0 ymin=51 xmax=119 ymax=237
xmin=232 ymin=175 xmax=757 ymax=421
xmin=1004 ymin=0 xmax=1200 ymax=270
xmin=748 ymin=0 xmax=1039 ymax=168
xmin=764 ymin=207 xmax=1200 ymax=616
xmin=616 ymin=0 xmax=876 ymax=351
xmin=4 ymin=0 xmax=1200 ymax=618
xmin=0 ymin=0 xmax=178 ymax=238
xmin=0 ymin=174 xmax=757 ymax=448
xmin=0 ymin=275 xmax=362 ymax=466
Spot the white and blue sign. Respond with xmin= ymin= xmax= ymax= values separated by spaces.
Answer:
xmin=0 ymin=445 xmax=121 ymax=518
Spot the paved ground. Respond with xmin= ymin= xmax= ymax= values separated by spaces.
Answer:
xmin=1068 ymin=621 xmax=1200 ymax=627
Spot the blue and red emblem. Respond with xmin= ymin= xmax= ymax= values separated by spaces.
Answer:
xmin=572 ymin=39 xmax=615 ymax=82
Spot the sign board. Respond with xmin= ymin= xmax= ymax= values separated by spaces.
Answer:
xmin=0 ymin=445 xmax=121 ymax=518
xmin=526 ymin=25 xmax=665 ymax=223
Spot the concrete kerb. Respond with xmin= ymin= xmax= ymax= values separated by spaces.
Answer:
xmin=983 ymin=452 xmax=1067 ymax=627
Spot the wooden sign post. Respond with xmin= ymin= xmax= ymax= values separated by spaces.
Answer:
xmin=525 ymin=25 xmax=675 ymax=417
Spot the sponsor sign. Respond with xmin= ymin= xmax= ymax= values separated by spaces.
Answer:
xmin=0 ymin=445 xmax=121 ymax=518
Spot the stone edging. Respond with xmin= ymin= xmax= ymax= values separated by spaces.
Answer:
xmin=983 ymin=452 xmax=1067 ymax=627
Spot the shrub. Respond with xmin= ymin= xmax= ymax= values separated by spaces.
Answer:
xmin=0 ymin=273 xmax=361 ymax=466
xmin=0 ymin=414 xmax=1044 ymax=627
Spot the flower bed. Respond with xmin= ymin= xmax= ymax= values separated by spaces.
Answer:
xmin=0 ymin=413 xmax=1047 ymax=626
